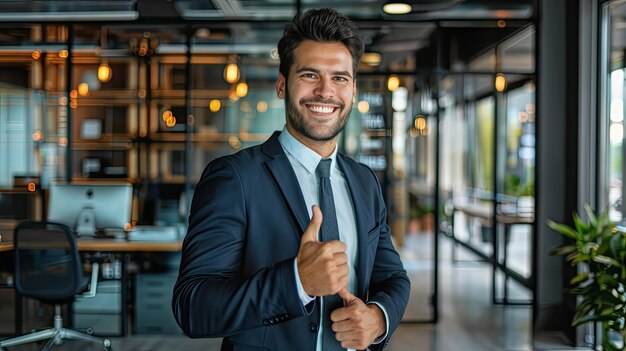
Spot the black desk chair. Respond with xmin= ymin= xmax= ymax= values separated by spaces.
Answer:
xmin=0 ymin=221 xmax=111 ymax=351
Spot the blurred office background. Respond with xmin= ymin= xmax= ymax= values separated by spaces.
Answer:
xmin=0 ymin=0 xmax=623 ymax=350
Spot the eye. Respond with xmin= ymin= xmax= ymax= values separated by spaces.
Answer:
xmin=334 ymin=76 xmax=350 ymax=83
xmin=301 ymin=73 xmax=317 ymax=79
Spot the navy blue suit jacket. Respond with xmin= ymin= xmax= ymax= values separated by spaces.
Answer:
xmin=173 ymin=132 xmax=410 ymax=351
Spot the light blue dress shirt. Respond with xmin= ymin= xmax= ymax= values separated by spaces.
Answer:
xmin=278 ymin=128 xmax=388 ymax=350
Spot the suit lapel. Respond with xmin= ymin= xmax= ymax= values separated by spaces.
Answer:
xmin=262 ymin=132 xmax=310 ymax=234
xmin=337 ymin=155 xmax=370 ymax=298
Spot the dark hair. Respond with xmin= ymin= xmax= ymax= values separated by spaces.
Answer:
xmin=277 ymin=8 xmax=364 ymax=79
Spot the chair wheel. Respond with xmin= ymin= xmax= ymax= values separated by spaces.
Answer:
xmin=86 ymin=327 xmax=94 ymax=335
xmin=103 ymin=338 xmax=111 ymax=349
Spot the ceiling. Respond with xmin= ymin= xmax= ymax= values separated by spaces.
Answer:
xmin=0 ymin=1 xmax=536 ymax=74
xmin=0 ymin=1 xmax=535 ymax=22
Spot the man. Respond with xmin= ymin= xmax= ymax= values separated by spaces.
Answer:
xmin=172 ymin=8 xmax=410 ymax=351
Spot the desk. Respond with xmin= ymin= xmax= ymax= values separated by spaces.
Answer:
xmin=0 ymin=237 xmax=182 ymax=253
xmin=0 ymin=237 xmax=183 ymax=336
xmin=451 ymin=198 xmax=534 ymax=305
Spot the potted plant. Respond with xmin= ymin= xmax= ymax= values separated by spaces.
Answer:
xmin=549 ymin=205 xmax=626 ymax=351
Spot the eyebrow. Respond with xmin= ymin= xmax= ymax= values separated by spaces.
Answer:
xmin=295 ymin=66 xmax=353 ymax=79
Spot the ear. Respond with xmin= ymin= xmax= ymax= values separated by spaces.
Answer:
xmin=276 ymin=73 xmax=286 ymax=99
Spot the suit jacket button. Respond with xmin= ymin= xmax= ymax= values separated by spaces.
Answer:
xmin=263 ymin=319 xmax=270 ymax=325
xmin=308 ymin=322 xmax=318 ymax=333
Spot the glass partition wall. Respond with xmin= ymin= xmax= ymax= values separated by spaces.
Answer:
xmin=0 ymin=14 xmax=537 ymax=331
xmin=433 ymin=25 xmax=536 ymax=305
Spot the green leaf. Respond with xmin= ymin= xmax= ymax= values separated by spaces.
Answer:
xmin=609 ymin=234 xmax=626 ymax=259
xmin=600 ymin=306 xmax=616 ymax=317
xmin=573 ymin=313 xmax=615 ymax=326
xmin=572 ymin=254 xmax=591 ymax=264
xmin=573 ymin=213 xmax=589 ymax=238
xmin=593 ymin=255 xmax=621 ymax=267
xmin=584 ymin=204 xmax=598 ymax=227
xmin=548 ymin=220 xmax=580 ymax=240
xmin=570 ymin=272 xmax=590 ymax=285
xmin=551 ymin=245 xmax=577 ymax=256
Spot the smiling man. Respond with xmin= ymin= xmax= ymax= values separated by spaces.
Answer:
xmin=173 ymin=8 xmax=410 ymax=351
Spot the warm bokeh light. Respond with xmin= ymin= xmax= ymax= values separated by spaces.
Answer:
xmin=27 ymin=183 xmax=36 ymax=192
xmin=31 ymin=51 xmax=41 ymax=60
xmin=69 ymin=90 xmax=78 ymax=99
xmin=236 ymin=82 xmax=248 ymax=97
xmin=361 ymin=52 xmax=381 ymax=66
xmin=357 ymin=100 xmax=370 ymax=113
xmin=98 ymin=62 xmax=112 ymax=83
xmin=137 ymin=89 xmax=146 ymax=99
xmin=32 ymin=130 xmax=42 ymax=142
xmin=256 ymin=101 xmax=268 ymax=113
xmin=69 ymin=99 xmax=78 ymax=109
xmin=58 ymin=96 xmax=67 ymax=105
xmin=497 ymin=20 xmax=507 ymax=28
xmin=229 ymin=90 xmax=240 ymax=102
xmin=59 ymin=50 xmax=69 ymax=58
xmin=210 ymin=99 xmax=221 ymax=112
xmin=224 ymin=63 xmax=240 ymax=84
xmin=228 ymin=135 xmax=241 ymax=150
xmin=78 ymin=83 xmax=89 ymax=96
xmin=383 ymin=3 xmax=412 ymax=15
xmin=162 ymin=110 xmax=173 ymax=121
xmin=415 ymin=115 xmax=427 ymax=130
xmin=58 ymin=137 xmax=68 ymax=147
xmin=387 ymin=75 xmax=400 ymax=92
xmin=123 ymin=223 xmax=132 ymax=232
xmin=165 ymin=116 xmax=177 ymax=127
xmin=495 ymin=73 xmax=506 ymax=92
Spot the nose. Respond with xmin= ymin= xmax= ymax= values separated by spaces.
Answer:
xmin=313 ymin=77 xmax=334 ymax=100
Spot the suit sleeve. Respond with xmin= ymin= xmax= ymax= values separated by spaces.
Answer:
xmin=366 ymin=169 xmax=411 ymax=351
xmin=172 ymin=157 xmax=310 ymax=338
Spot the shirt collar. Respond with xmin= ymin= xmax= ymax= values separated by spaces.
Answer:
xmin=278 ymin=126 xmax=338 ymax=176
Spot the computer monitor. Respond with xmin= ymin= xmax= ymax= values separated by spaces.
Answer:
xmin=47 ymin=183 xmax=133 ymax=236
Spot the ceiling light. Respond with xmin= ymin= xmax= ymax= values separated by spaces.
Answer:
xmin=98 ymin=62 xmax=112 ymax=83
xmin=361 ymin=52 xmax=382 ymax=66
xmin=495 ymin=73 xmax=506 ymax=92
xmin=387 ymin=75 xmax=400 ymax=92
xmin=78 ymin=83 xmax=89 ymax=96
xmin=224 ymin=63 xmax=240 ymax=84
xmin=383 ymin=2 xmax=412 ymax=15
xmin=210 ymin=99 xmax=221 ymax=113
xmin=235 ymin=82 xmax=248 ymax=97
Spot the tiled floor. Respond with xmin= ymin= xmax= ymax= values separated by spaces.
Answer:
xmin=0 ymin=233 xmax=589 ymax=351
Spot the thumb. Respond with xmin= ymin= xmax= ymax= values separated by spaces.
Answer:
xmin=338 ymin=288 xmax=357 ymax=305
xmin=301 ymin=205 xmax=322 ymax=244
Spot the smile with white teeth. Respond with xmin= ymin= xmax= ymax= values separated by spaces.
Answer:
xmin=307 ymin=105 xmax=335 ymax=114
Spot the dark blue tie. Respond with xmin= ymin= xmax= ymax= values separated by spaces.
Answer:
xmin=316 ymin=158 xmax=344 ymax=351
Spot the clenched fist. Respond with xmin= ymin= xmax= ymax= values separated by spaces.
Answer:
xmin=297 ymin=205 xmax=349 ymax=297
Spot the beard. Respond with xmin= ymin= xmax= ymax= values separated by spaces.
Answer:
xmin=285 ymin=88 xmax=352 ymax=142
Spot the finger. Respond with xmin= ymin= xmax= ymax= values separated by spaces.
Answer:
xmin=330 ymin=306 xmax=351 ymax=322
xmin=338 ymin=288 xmax=357 ymax=305
xmin=326 ymin=240 xmax=347 ymax=253
xmin=332 ymin=252 xmax=348 ymax=265
xmin=301 ymin=205 xmax=322 ymax=244
xmin=331 ymin=319 xmax=354 ymax=333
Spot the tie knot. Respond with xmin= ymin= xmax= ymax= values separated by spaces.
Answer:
xmin=316 ymin=158 xmax=332 ymax=178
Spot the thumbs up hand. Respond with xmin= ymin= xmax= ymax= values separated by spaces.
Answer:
xmin=297 ymin=205 xmax=348 ymax=297
xmin=329 ymin=288 xmax=387 ymax=350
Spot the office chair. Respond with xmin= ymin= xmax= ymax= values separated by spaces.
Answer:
xmin=0 ymin=221 xmax=111 ymax=351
